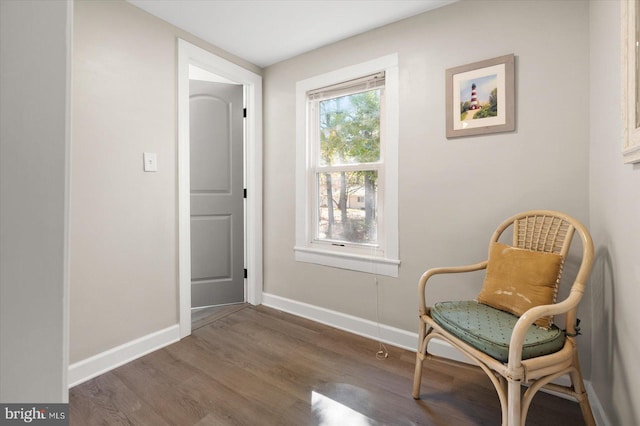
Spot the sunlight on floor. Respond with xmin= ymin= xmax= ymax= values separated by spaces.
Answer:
xmin=311 ymin=391 xmax=376 ymax=426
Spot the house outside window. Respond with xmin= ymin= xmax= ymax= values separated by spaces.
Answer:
xmin=295 ymin=55 xmax=400 ymax=277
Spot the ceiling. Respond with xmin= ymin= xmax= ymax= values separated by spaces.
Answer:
xmin=127 ymin=0 xmax=458 ymax=68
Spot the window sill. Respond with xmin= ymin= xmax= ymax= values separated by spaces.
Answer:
xmin=294 ymin=246 xmax=400 ymax=277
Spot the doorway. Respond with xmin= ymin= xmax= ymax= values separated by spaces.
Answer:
xmin=189 ymin=79 xmax=244 ymax=308
xmin=178 ymin=39 xmax=263 ymax=338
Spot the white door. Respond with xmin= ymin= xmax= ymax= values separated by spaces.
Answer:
xmin=189 ymin=80 xmax=244 ymax=308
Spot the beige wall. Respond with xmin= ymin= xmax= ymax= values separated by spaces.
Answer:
xmin=589 ymin=1 xmax=640 ymax=424
xmin=0 ymin=0 xmax=70 ymax=402
xmin=263 ymin=0 xmax=591 ymax=366
xmin=6 ymin=0 xmax=636 ymax=418
xmin=70 ymin=0 xmax=259 ymax=363
xmin=69 ymin=1 xmax=640 ymax=423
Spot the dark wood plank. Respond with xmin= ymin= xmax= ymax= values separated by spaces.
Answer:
xmin=70 ymin=305 xmax=586 ymax=425
xmin=69 ymin=372 xmax=171 ymax=426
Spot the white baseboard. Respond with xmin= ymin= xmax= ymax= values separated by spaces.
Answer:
xmin=261 ymin=292 xmax=457 ymax=358
xmin=68 ymin=324 xmax=180 ymax=388
xmin=585 ymin=381 xmax=611 ymax=426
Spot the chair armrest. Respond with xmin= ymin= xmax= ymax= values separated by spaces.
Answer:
xmin=418 ymin=261 xmax=488 ymax=315
xmin=507 ymin=289 xmax=584 ymax=369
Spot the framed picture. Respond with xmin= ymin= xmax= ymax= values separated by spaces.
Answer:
xmin=446 ymin=54 xmax=515 ymax=138
xmin=621 ymin=0 xmax=640 ymax=164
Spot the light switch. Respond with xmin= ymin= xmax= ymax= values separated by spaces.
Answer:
xmin=143 ymin=152 xmax=158 ymax=172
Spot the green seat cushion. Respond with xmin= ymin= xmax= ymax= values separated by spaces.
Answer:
xmin=431 ymin=301 xmax=565 ymax=362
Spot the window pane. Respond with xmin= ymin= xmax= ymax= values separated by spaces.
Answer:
xmin=319 ymin=90 xmax=380 ymax=166
xmin=317 ymin=171 xmax=378 ymax=244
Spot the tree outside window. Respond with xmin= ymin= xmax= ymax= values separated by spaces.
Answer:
xmin=315 ymin=89 xmax=381 ymax=245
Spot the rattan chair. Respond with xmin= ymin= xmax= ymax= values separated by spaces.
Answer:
xmin=412 ymin=210 xmax=595 ymax=426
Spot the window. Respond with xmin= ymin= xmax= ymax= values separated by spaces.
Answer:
xmin=295 ymin=55 xmax=399 ymax=277
xmin=312 ymin=75 xmax=383 ymax=246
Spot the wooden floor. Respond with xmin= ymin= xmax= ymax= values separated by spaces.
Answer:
xmin=69 ymin=305 xmax=586 ymax=425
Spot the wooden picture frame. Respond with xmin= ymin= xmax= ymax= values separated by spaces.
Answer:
xmin=446 ymin=54 xmax=515 ymax=138
xmin=621 ymin=0 xmax=640 ymax=163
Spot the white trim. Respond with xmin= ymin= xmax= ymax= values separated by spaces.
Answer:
xmin=61 ymin=0 xmax=73 ymax=403
xmin=263 ymin=292 xmax=423 ymax=353
xmin=294 ymin=246 xmax=400 ymax=277
xmin=178 ymin=39 xmax=263 ymax=339
xmin=295 ymin=54 xmax=399 ymax=277
xmin=585 ymin=381 xmax=612 ymax=426
xmin=68 ymin=325 xmax=180 ymax=388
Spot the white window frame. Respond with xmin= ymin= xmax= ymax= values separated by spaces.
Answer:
xmin=295 ymin=54 xmax=400 ymax=277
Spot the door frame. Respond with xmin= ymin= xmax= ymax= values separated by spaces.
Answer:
xmin=177 ymin=39 xmax=263 ymax=338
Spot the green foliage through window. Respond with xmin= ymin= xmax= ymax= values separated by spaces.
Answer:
xmin=316 ymin=89 xmax=381 ymax=245
xmin=319 ymin=90 xmax=381 ymax=165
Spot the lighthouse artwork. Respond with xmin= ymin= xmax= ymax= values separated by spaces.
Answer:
xmin=470 ymin=83 xmax=480 ymax=110
xmin=459 ymin=74 xmax=498 ymax=121
xmin=446 ymin=53 xmax=515 ymax=137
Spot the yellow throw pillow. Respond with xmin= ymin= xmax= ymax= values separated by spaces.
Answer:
xmin=477 ymin=242 xmax=564 ymax=328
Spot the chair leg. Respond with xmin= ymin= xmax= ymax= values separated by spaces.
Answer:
xmin=570 ymin=355 xmax=596 ymax=426
xmin=412 ymin=322 xmax=427 ymax=399
xmin=412 ymin=352 xmax=424 ymax=399
xmin=507 ymin=378 xmax=522 ymax=426
xmin=498 ymin=376 xmax=508 ymax=426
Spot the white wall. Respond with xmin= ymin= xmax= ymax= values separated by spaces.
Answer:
xmin=70 ymin=0 xmax=260 ymax=364
xmin=263 ymin=0 xmax=590 ymax=352
xmin=589 ymin=1 xmax=640 ymax=424
xmin=0 ymin=0 xmax=71 ymax=402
